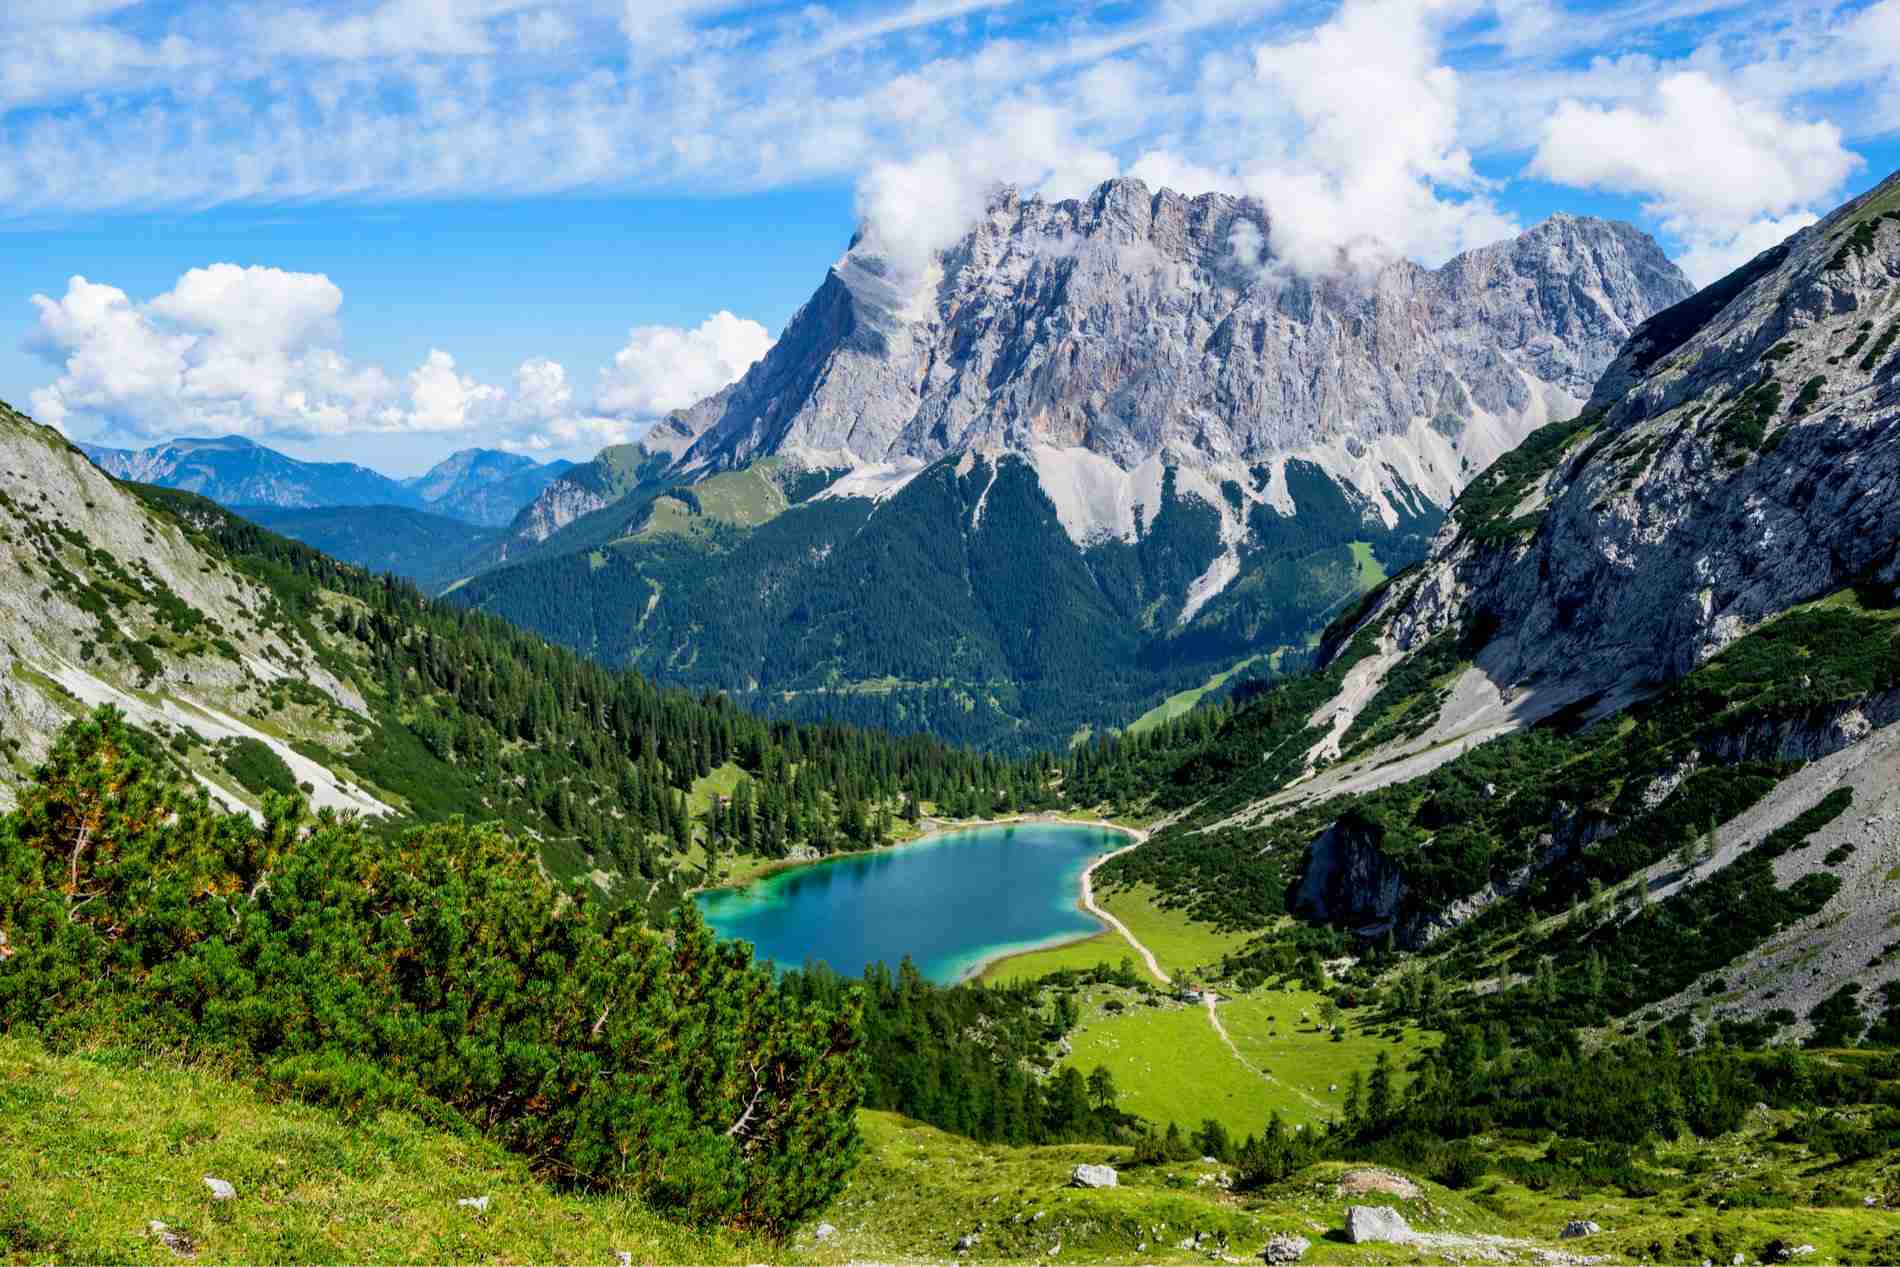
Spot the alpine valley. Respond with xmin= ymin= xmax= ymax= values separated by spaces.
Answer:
xmin=4 ymin=170 xmax=1900 ymax=1267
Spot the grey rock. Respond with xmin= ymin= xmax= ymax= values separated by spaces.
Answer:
xmin=1560 ymin=1220 xmax=1601 ymax=1239
xmin=456 ymin=1195 xmax=490 ymax=1213
xmin=1343 ymin=1205 xmax=1411 ymax=1244
xmin=1261 ymin=1232 xmax=1312 ymax=1263
xmin=201 ymin=1176 xmax=235 ymax=1202
xmin=954 ymin=1232 xmax=980 ymax=1252
xmin=147 ymin=1220 xmax=196 ymax=1257
xmin=614 ymin=1253 xmax=632 ymax=1267
xmin=1385 ymin=170 xmax=1900 ymax=722
xmin=814 ymin=1223 xmax=837 ymax=1243
xmin=676 ymin=181 xmax=1689 ymax=504
xmin=1070 ymin=1163 xmax=1118 ymax=1188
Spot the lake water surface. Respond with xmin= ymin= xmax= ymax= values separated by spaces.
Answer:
xmin=694 ymin=822 xmax=1121 ymax=984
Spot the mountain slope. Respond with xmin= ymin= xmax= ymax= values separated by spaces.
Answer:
xmin=1082 ymin=169 xmax=1900 ymax=1046
xmin=399 ymin=447 xmax=573 ymax=525
xmin=236 ymin=503 xmax=502 ymax=590
xmin=465 ymin=181 xmax=1692 ymax=751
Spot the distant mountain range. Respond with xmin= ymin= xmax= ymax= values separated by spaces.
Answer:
xmin=79 ymin=434 xmax=571 ymax=527
xmin=448 ymin=178 xmax=1695 ymax=751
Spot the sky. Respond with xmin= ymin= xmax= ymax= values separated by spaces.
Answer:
xmin=3 ymin=0 xmax=1898 ymax=474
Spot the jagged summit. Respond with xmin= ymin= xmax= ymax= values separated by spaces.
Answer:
xmin=659 ymin=176 xmax=1690 ymax=547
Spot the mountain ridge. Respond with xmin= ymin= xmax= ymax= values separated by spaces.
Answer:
xmin=79 ymin=433 xmax=571 ymax=526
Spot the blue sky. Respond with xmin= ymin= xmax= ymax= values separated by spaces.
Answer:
xmin=4 ymin=0 xmax=1898 ymax=472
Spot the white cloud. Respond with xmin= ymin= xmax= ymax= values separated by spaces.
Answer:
xmin=855 ymin=101 xmax=1119 ymax=277
xmin=1531 ymin=71 xmax=1859 ymax=248
xmin=24 ymin=264 xmax=764 ymax=451
xmin=596 ymin=311 xmax=774 ymax=417
xmin=1235 ymin=0 xmax=1518 ymax=275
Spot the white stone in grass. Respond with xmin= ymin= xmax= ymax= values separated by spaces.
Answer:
xmin=1071 ymin=1163 xmax=1118 ymax=1188
xmin=614 ymin=1253 xmax=633 ymax=1267
xmin=456 ymin=1196 xmax=490 ymax=1213
xmin=1343 ymin=1205 xmax=1410 ymax=1244
xmin=814 ymin=1223 xmax=837 ymax=1243
xmin=202 ymin=1176 xmax=236 ymax=1201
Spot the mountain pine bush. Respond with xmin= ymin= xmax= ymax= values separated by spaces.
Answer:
xmin=0 ymin=707 xmax=862 ymax=1238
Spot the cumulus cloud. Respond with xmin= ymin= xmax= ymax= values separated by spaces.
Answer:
xmin=1531 ymin=71 xmax=1859 ymax=285
xmin=26 ymin=265 xmax=768 ymax=453
xmin=595 ymin=311 xmax=774 ymax=417
xmin=1236 ymin=0 xmax=1518 ymax=275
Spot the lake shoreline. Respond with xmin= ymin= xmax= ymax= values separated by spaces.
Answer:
xmin=695 ymin=814 xmax=1151 ymax=985
xmin=689 ymin=810 xmax=1146 ymax=899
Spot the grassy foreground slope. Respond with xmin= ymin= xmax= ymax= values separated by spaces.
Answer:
xmin=5 ymin=1036 xmax=1898 ymax=1266
xmin=0 ymin=1038 xmax=753 ymax=1265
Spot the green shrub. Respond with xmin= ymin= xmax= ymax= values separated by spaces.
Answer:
xmin=217 ymin=736 xmax=297 ymax=797
xmin=0 ymin=709 xmax=863 ymax=1238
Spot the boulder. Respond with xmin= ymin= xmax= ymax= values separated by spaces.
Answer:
xmin=814 ymin=1223 xmax=837 ymax=1243
xmin=1343 ymin=1205 xmax=1410 ymax=1245
xmin=1261 ymin=1232 xmax=1312 ymax=1263
xmin=456 ymin=1196 xmax=490 ymax=1213
xmin=1071 ymin=1163 xmax=1118 ymax=1189
xmin=614 ymin=1253 xmax=632 ymax=1267
xmin=202 ymin=1176 xmax=236 ymax=1202
xmin=1559 ymin=1220 xmax=1601 ymax=1239
xmin=954 ymin=1232 xmax=980 ymax=1252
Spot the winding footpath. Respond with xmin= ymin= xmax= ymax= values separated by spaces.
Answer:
xmin=1079 ymin=836 xmax=1170 ymax=984
xmin=1082 ymin=831 xmax=1331 ymax=1116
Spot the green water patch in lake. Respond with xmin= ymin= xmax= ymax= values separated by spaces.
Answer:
xmin=695 ymin=823 xmax=1122 ymax=984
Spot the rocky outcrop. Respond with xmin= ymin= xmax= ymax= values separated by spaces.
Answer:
xmin=1293 ymin=813 xmax=1405 ymax=932
xmin=1344 ymin=1205 xmax=1411 ymax=1244
xmin=1070 ymin=1163 xmax=1118 ymax=1189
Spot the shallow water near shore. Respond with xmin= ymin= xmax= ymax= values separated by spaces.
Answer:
xmin=694 ymin=822 xmax=1121 ymax=984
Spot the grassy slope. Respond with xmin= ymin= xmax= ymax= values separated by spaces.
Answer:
xmin=5 ymin=1038 xmax=1894 ymax=1266
xmin=0 ymin=1038 xmax=751 ymax=1266
xmin=1126 ymin=656 xmax=1263 ymax=736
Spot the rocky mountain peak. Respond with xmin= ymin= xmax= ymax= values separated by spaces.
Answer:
xmin=662 ymin=177 xmax=1692 ymax=548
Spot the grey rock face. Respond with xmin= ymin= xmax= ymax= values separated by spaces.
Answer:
xmin=1261 ymin=1232 xmax=1312 ymax=1263
xmin=1382 ymin=170 xmax=1900 ymax=701
xmin=1070 ymin=1163 xmax=1118 ymax=1188
xmin=1344 ymin=1204 xmax=1411 ymax=1244
xmin=675 ymin=179 xmax=1690 ymax=497
xmin=1293 ymin=815 xmax=1405 ymax=928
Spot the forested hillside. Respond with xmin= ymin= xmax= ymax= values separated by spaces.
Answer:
xmin=453 ymin=451 xmax=1437 ymax=751
xmin=0 ymin=402 xmax=1055 ymax=920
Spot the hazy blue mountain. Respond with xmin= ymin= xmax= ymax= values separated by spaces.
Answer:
xmin=400 ymin=448 xmax=574 ymax=526
xmin=80 ymin=435 xmax=568 ymax=526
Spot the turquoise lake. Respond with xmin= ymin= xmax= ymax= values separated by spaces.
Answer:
xmin=694 ymin=822 xmax=1121 ymax=984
